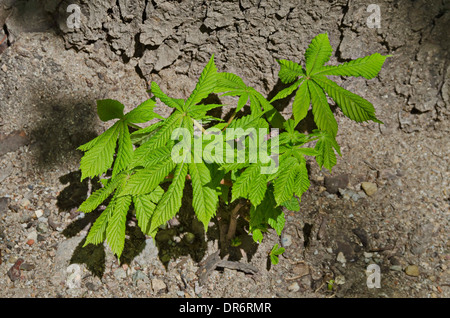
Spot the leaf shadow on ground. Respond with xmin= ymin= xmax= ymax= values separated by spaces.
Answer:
xmin=55 ymin=170 xmax=260 ymax=278
xmin=28 ymin=97 xmax=100 ymax=170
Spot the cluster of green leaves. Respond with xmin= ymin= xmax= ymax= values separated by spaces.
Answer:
xmin=76 ymin=33 xmax=388 ymax=260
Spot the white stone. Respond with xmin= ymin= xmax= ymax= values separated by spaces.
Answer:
xmin=335 ymin=275 xmax=346 ymax=285
xmin=35 ymin=209 xmax=44 ymax=218
xmin=288 ymin=282 xmax=300 ymax=292
xmin=337 ymin=252 xmax=347 ymax=264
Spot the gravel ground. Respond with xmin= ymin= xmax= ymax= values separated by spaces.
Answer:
xmin=0 ymin=0 xmax=449 ymax=298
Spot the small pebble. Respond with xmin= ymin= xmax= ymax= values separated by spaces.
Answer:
xmin=335 ymin=275 xmax=346 ymax=285
xmin=36 ymin=222 xmax=48 ymax=234
xmin=114 ymin=268 xmax=127 ymax=279
xmin=405 ymin=265 xmax=420 ymax=277
xmin=361 ymin=182 xmax=377 ymax=196
xmin=288 ymin=282 xmax=300 ymax=292
xmin=390 ymin=265 xmax=403 ymax=272
xmin=152 ymin=278 xmax=167 ymax=293
xmin=281 ymin=234 xmax=292 ymax=247
xmin=337 ymin=252 xmax=346 ymax=264
xmin=176 ymin=291 xmax=185 ymax=297
xmin=20 ymin=198 xmax=31 ymax=208
xmin=26 ymin=239 xmax=35 ymax=246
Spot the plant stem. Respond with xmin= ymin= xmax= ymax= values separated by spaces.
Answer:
xmin=226 ymin=202 xmax=244 ymax=241
xmin=221 ymin=110 xmax=238 ymax=132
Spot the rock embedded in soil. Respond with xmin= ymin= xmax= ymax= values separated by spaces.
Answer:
xmin=113 ymin=268 xmax=127 ymax=280
xmin=361 ymin=182 xmax=378 ymax=196
xmin=34 ymin=209 xmax=44 ymax=218
xmin=337 ymin=252 xmax=347 ymax=264
xmin=390 ymin=265 xmax=403 ymax=272
xmin=0 ymin=197 xmax=11 ymax=216
xmin=288 ymin=282 xmax=300 ymax=292
xmin=152 ymin=278 xmax=167 ymax=293
xmin=7 ymin=258 xmax=24 ymax=282
xmin=405 ymin=265 xmax=420 ymax=277
xmin=292 ymin=263 xmax=309 ymax=277
xmin=324 ymin=174 xmax=350 ymax=194
xmin=281 ymin=233 xmax=292 ymax=247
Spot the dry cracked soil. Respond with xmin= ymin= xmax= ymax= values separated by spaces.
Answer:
xmin=0 ymin=0 xmax=449 ymax=299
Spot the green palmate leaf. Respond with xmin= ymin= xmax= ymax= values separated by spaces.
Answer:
xmin=236 ymin=93 xmax=249 ymax=112
xmin=77 ymin=132 xmax=104 ymax=152
xmin=133 ymin=186 xmax=163 ymax=235
xmin=151 ymin=81 xmax=184 ymax=112
xmin=283 ymin=119 xmax=296 ymax=135
xmin=113 ymin=121 xmax=133 ymax=177
xmin=308 ymin=80 xmax=338 ymax=137
xmin=251 ymin=88 xmax=286 ymax=129
xmin=248 ymin=173 xmax=268 ymax=208
xmin=282 ymin=196 xmax=300 ymax=212
xmin=295 ymin=147 xmax=318 ymax=158
xmin=227 ymin=112 xmax=269 ymax=137
xmin=294 ymin=159 xmax=310 ymax=199
xmin=248 ymin=91 xmax=264 ymax=115
xmin=277 ymin=60 xmax=305 ymax=84
xmin=231 ymin=163 xmax=262 ymax=202
xmin=97 ymin=99 xmax=125 ymax=122
xmin=83 ymin=203 xmax=114 ymax=247
xmin=274 ymin=156 xmax=300 ymax=206
xmin=270 ymin=79 xmax=303 ymax=103
xmin=305 ymin=33 xmax=333 ymax=75
xmin=133 ymin=195 xmax=156 ymax=235
xmin=78 ymin=173 xmax=127 ymax=213
xmin=130 ymin=121 xmax=164 ymax=145
xmin=249 ymin=189 xmax=285 ymax=243
xmin=270 ymin=244 xmax=285 ymax=265
xmin=106 ymin=195 xmax=132 ymax=258
xmin=147 ymin=185 xmax=165 ymax=203
xmin=121 ymin=155 xmax=176 ymax=196
xmin=311 ymin=129 xmax=341 ymax=171
xmin=312 ymin=76 xmax=383 ymax=124
xmin=292 ymin=80 xmax=311 ymax=126
xmin=79 ymin=122 xmax=121 ymax=181
xmin=124 ymin=98 xmax=164 ymax=123
xmin=149 ymin=161 xmax=188 ymax=235
xmin=134 ymin=145 xmax=173 ymax=169
xmin=312 ymin=53 xmax=389 ymax=79
xmin=267 ymin=207 xmax=286 ymax=236
xmin=185 ymin=55 xmax=217 ymax=110
xmin=214 ymin=72 xmax=246 ymax=92
xmin=189 ymin=155 xmax=219 ymax=231
xmin=215 ymin=72 xmax=285 ymax=129
xmin=280 ymin=119 xmax=309 ymax=145
xmin=130 ymin=112 xmax=183 ymax=167
xmin=188 ymin=103 xmax=223 ymax=120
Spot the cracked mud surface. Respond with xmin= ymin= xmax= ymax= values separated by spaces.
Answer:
xmin=0 ymin=0 xmax=449 ymax=298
